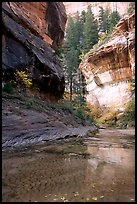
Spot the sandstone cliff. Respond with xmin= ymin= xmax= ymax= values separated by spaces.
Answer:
xmin=2 ymin=2 xmax=67 ymax=100
xmin=64 ymin=2 xmax=130 ymax=18
xmin=79 ymin=13 xmax=135 ymax=118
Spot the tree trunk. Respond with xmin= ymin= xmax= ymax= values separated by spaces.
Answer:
xmin=81 ymin=74 xmax=86 ymax=97
xmin=69 ymin=76 xmax=73 ymax=101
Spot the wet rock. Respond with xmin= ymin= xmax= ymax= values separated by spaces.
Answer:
xmin=98 ymin=126 xmax=106 ymax=129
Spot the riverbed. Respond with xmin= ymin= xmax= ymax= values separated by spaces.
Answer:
xmin=2 ymin=128 xmax=135 ymax=202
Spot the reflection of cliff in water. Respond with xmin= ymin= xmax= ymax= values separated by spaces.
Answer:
xmin=2 ymin=132 xmax=135 ymax=202
xmin=85 ymin=144 xmax=135 ymax=189
xmin=87 ymin=146 xmax=135 ymax=167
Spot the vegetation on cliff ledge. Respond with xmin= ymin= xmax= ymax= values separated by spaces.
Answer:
xmin=2 ymin=89 xmax=94 ymax=127
xmin=62 ymin=5 xmax=121 ymax=101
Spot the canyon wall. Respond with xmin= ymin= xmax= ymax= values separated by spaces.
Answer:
xmin=79 ymin=13 xmax=135 ymax=117
xmin=64 ymin=2 xmax=130 ymax=18
xmin=2 ymin=2 xmax=67 ymax=100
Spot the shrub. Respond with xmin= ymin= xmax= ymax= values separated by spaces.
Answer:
xmin=15 ymin=70 xmax=32 ymax=92
xmin=60 ymin=100 xmax=73 ymax=114
xmin=2 ymin=82 xmax=14 ymax=94
xmin=75 ymin=108 xmax=85 ymax=119
xmin=124 ymin=96 xmax=135 ymax=122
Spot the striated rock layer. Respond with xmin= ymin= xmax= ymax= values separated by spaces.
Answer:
xmin=2 ymin=2 xmax=67 ymax=100
xmin=64 ymin=2 xmax=130 ymax=18
xmin=79 ymin=13 xmax=135 ymax=117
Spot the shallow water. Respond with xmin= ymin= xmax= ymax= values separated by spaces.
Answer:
xmin=2 ymin=129 xmax=135 ymax=202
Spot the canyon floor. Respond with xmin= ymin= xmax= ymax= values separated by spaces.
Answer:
xmin=2 ymin=92 xmax=135 ymax=202
xmin=2 ymin=128 xmax=135 ymax=202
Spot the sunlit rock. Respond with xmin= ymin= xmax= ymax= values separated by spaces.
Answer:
xmin=79 ymin=13 xmax=135 ymax=117
xmin=64 ymin=2 xmax=130 ymax=19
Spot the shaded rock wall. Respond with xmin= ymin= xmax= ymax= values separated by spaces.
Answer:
xmin=79 ymin=13 xmax=135 ymax=116
xmin=2 ymin=2 xmax=67 ymax=100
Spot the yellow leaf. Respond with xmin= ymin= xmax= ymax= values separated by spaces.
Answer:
xmin=74 ymin=193 xmax=79 ymax=196
xmin=74 ymin=192 xmax=79 ymax=196
xmin=92 ymin=197 xmax=98 ymax=201
xmin=61 ymin=197 xmax=66 ymax=201
xmin=86 ymin=198 xmax=90 ymax=201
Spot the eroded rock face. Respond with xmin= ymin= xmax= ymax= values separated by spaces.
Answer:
xmin=64 ymin=2 xmax=130 ymax=18
xmin=2 ymin=2 xmax=67 ymax=100
xmin=79 ymin=13 xmax=135 ymax=116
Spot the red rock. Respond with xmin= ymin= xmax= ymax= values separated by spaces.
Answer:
xmin=2 ymin=2 xmax=67 ymax=100
xmin=79 ymin=13 xmax=135 ymax=116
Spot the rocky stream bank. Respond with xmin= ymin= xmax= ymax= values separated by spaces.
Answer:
xmin=2 ymin=92 xmax=135 ymax=202
xmin=2 ymin=92 xmax=98 ymax=149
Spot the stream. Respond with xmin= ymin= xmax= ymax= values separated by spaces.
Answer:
xmin=2 ymin=128 xmax=135 ymax=202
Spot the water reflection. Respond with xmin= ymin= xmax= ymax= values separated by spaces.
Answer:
xmin=87 ymin=146 xmax=135 ymax=167
xmin=2 ymin=135 xmax=135 ymax=202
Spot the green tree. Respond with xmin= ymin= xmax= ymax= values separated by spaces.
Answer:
xmin=128 ymin=2 xmax=135 ymax=14
xmin=79 ymin=10 xmax=86 ymax=48
xmin=109 ymin=11 xmax=121 ymax=33
xmin=99 ymin=6 xmax=111 ymax=34
xmin=74 ymin=12 xmax=82 ymax=49
xmin=64 ymin=8 xmax=104 ymax=100
xmin=83 ymin=5 xmax=99 ymax=53
xmin=99 ymin=7 xmax=121 ymax=34
xmin=63 ymin=16 xmax=81 ymax=101
xmin=98 ymin=6 xmax=105 ymax=32
xmin=64 ymin=16 xmax=77 ymax=49
xmin=104 ymin=8 xmax=111 ymax=33
xmin=65 ymin=47 xmax=79 ymax=100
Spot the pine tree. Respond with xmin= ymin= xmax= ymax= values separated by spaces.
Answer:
xmin=109 ymin=11 xmax=121 ymax=33
xmin=64 ymin=8 xmax=107 ymax=100
xmin=98 ymin=6 xmax=111 ymax=34
xmin=83 ymin=5 xmax=98 ymax=53
xmin=98 ymin=6 xmax=105 ymax=33
xmin=65 ymin=47 xmax=79 ymax=100
xmin=64 ymin=16 xmax=77 ymax=49
xmin=74 ymin=12 xmax=81 ymax=48
xmin=79 ymin=10 xmax=86 ymax=48
xmin=63 ymin=16 xmax=82 ymax=100
xmin=128 ymin=2 xmax=135 ymax=14
xmin=104 ymin=8 xmax=111 ymax=33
